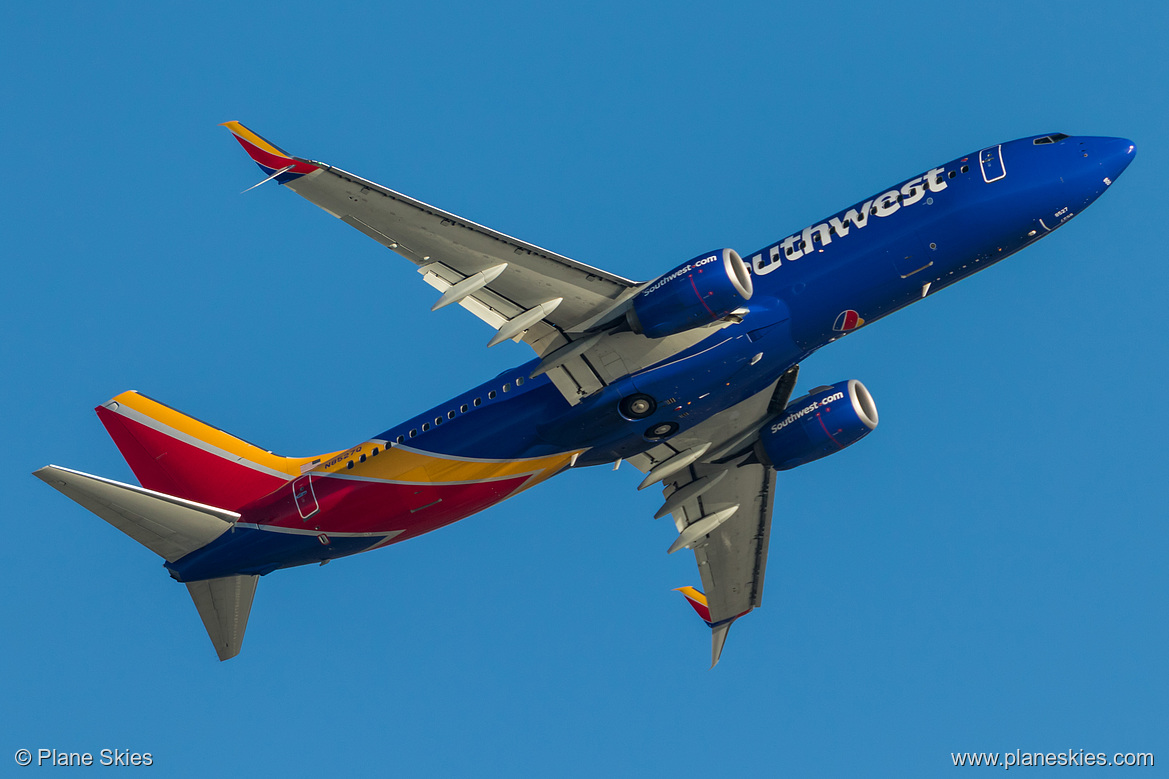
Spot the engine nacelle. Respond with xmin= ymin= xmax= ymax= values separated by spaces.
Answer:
xmin=627 ymin=249 xmax=753 ymax=339
xmin=756 ymin=380 xmax=878 ymax=471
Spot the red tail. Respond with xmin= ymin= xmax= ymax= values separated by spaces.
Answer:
xmin=97 ymin=391 xmax=338 ymax=511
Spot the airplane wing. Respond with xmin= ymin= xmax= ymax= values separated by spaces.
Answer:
xmin=222 ymin=122 xmax=755 ymax=405
xmin=666 ymin=460 xmax=776 ymax=666
xmin=627 ymin=366 xmax=798 ymax=666
xmin=222 ymin=122 xmax=639 ymax=359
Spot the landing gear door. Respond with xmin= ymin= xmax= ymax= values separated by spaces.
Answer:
xmin=979 ymin=145 xmax=1006 ymax=183
xmin=293 ymin=475 xmax=320 ymax=520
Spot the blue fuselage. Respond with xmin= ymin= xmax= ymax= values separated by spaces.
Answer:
xmin=374 ymin=134 xmax=1135 ymax=467
xmin=160 ymin=133 xmax=1137 ymax=582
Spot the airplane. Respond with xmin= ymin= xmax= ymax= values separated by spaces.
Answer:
xmin=35 ymin=124 xmax=1135 ymax=664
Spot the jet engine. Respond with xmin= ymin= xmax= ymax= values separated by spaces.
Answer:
xmin=756 ymin=380 xmax=878 ymax=471
xmin=627 ymin=249 xmax=753 ymax=339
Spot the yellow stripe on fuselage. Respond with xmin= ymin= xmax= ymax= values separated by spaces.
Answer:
xmin=112 ymin=391 xmax=580 ymax=488
xmin=313 ymin=442 xmax=581 ymax=486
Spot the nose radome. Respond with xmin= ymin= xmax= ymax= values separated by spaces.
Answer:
xmin=1099 ymin=136 xmax=1137 ymax=180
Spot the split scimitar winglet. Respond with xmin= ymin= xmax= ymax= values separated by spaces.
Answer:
xmin=241 ymin=164 xmax=295 ymax=194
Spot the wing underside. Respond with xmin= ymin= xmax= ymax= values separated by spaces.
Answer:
xmin=685 ymin=461 xmax=776 ymax=623
xmin=222 ymin=122 xmax=758 ymax=406
xmin=659 ymin=460 xmax=776 ymax=667
xmin=623 ymin=371 xmax=796 ymax=666
xmin=222 ymin=121 xmax=636 ymax=354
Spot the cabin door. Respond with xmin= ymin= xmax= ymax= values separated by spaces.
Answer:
xmin=293 ymin=475 xmax=320 ymax=520
xmin=979 ymin=145 xmax=1006 ymax=183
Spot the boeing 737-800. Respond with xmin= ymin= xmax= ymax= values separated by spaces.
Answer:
xmin=36 ymin=125 xmax=1135 ymax=664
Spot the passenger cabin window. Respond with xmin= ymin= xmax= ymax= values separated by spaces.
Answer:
xmin=409 ymin=429 xmax=417 ymax=438
xmin=460 ymin=404 xmax=468 ymax=413
xmin=503 ymin=383 xmax=511 ymax=393
xmin=473 ymin=398 xmax=482 ymax=406
xmin=448 ymin=410 xmax=456 ymax=419
xmin=422 ymin=423 xmax=430 ymax=432
xmin=488 ymin=391 xmax=496 ymax=399
xmin=396 ymin=435 xmax=405 ymax=444
xmin=360 ymin=454 xmax=366 ymax=463
xmin=516 ymin=377 xmax=524 ymax=386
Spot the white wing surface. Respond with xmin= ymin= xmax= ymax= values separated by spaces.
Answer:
xmin=628 ymin=367 xmax=798 ymax=665
xmin=223 ymin=122 xmax=638 ymax=360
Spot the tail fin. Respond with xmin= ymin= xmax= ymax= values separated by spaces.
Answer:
xmin=35 ymin=465 xmax=259 ymax=661
xmin=97 ymin=391 xmax=335 ymax=512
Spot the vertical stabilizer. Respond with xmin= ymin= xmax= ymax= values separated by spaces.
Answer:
xmin=186 ymin=575 xmax=259 ymax=661
xmin=96 ymin=391 xmax=340 ymax=511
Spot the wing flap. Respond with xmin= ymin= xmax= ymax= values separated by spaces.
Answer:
xmin=419 ymin=261 xmax=514 ymax=329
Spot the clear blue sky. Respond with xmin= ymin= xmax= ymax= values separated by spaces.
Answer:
xmin=3 ymin=1 xmax=1165 ymax=775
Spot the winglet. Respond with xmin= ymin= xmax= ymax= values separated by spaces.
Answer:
xmin=675 ymin=586 xmax=713 ymax=625
xmin=221 ymin=121 xmax=319 ymax=184
xmin=675 ymin=586 xmax=745 ymax=667
xmin=710 ymin=622 xmax=732 ymax=668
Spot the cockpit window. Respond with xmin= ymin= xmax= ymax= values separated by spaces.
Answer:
xmin=1034 ymin=133 xmax=1070 ymax=145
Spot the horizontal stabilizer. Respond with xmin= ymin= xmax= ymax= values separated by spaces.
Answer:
xmin=34 ymin=465 xmax=236 ymax=562
xmin=186 ymin=575 xmax=259 ymax=661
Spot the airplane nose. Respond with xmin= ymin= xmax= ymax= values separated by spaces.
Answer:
xmin=1100 ymin=136 xmax=1137 ymax=180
